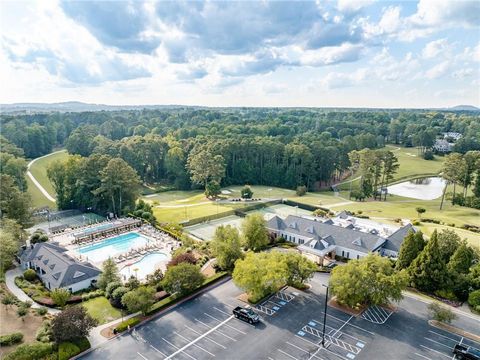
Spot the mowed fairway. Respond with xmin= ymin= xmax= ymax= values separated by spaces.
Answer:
xmin=147 ymin=185 xmax=349 ymax=223
xmin=28 ymin=150 xmax=68 ymax=197
xmin=27 ymin=176 xmax=55 ymax=209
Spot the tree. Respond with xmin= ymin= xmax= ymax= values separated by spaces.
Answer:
xmin=447 ymin=241 xmax=476 ymax=275
xmin=167 ymin=252 xmax=197 ymax=268
xmin=211 ymin=225 xmax=243 ymax=271
xmin=232 ymin=252 xmax=288 ymax=303
xmin=205 ymin=181 xmax=221 ymax=199
xmin=161 ymin=263 xmax=205 ymax=297
xmin=330 ymin=254 xmax=408 ymax=308
xmin=396 ymin=231 xmax=425 ymax=270
xmin=97 ymin=258 xmax=121 ymax=290
xmin=187 ymin=147 xmax=226 ymax=196
xmin=105 ymin=281 xmax=122 ymax=299
xmin=50 ymin=288 xmax=71 ymax=308
xmin=442 ymin=153 xmax=467 ymax=206
xmin=51 ymin=306 xmax=97 ymax=342
xmin=282 ymin=252 xmax=316 ymax=287
xmin=468 ymin=263 xmax=480 ymax=290
xmin=110 ymin=286 xmax=129 ymax=308
xmin=0 ymin=226 xmax=19 ymax=272
xmin=296 ymin=185 xmax=307 ymax=196
xmin=94 ymin=158 xmax=141 ymax=215
xmin=427 ymin=302 xmax=456 ymax=324
xmin=145 ymin=268 xmax=164 ymax=288
xmin=121 ymin=287 xmax=156 ymax=315
xmin=241 ymin=213 xmax=269 ymax=251
xmin=415 ymin=207 xmax=426 ymax=219
xmin=0 ymin=174 xmax=31 ymax=226
xmin=409 ymin=231 xmax=450 ymax=292
xmin=437 ymin=229 xmax=461 ymax=263
xmin=125 ymin=276 xmax=141 ymax=290
xmin=240 ymin=185 xmax=253 ymax=199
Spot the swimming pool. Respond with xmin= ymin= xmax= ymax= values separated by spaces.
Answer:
xmin=120 ymin=252 xmax=168 ymax=280
xmin=77 ymin=232 xmax=148 ymax=263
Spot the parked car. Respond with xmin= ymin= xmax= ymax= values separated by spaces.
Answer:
xmin=233 ymin=306 xmax=260 ymax=324
xmin=453 ymin=344 xmax=480 ymax=360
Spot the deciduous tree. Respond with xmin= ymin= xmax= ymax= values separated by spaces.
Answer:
xmin=241 ymin=214 xmax=269 ymax=251
xmin=211 ymin=225 xmax=243 ymax=271
xmin=97 ymin=258 xmax=121 ymax=290
xmin=161 ymin=263 xmax=205 ymax=297
xmin=51 ymin=306 xmax=97 ymax=342
xmin=121 ymin=287 xmax=155 ymax=315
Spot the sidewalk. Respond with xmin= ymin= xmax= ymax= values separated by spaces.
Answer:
xmin=5 ymin=267 xmax=60 ymax=314
xmin=88 ymin=312 xmax=139 ymax=348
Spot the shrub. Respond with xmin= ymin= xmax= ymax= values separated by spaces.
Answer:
xmin=423 ymin=150 xmax=434 ymax=160
xmin=428 ymin=302 xmax=457 ymax=324
xmin=36 ymin=306 xmax=48 ymax=316
xmin=296 ymin=185 xmax=307 ymax=196
xmin=3 ymin=342 xmax=54 ymax=360
xmin=58 ymin=338 xmax=90 ymax=360
xmin=36 ymin=320 xmax=53 ymax=343
xmin=23 ymin=269 xmax=37 ymax=281
xmin=0 ymin=332 xmax=24 ymax=346
xmin=51 ymin=288 xmax=71 ymax=307
xmin=110 ymin=286 xmax=129 ymax=308
xmin=468 ymin=290 xmax=480 ymax=308
xmin=114 ymin=317 xmax=141 ymax=332
xmin=434 ymin=289 xmax=457 ymax=301
xmin=105 ymin=281 xmax=123 ymax=299
xmin=167 ymin=252 xmax=197 ymax=267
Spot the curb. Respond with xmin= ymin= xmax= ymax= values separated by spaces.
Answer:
xmin=72 ymin=275 xmax=231 ymax=359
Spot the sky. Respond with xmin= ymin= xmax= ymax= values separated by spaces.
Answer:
xmin=1 ymin=0 xmax=479 ymax=108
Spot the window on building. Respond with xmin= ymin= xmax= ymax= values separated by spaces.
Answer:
xmin=342 ymin=251 xmax=345 ymax=257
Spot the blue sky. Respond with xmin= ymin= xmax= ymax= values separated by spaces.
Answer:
xmin=1 ymin=0 xmax=479 ymax=107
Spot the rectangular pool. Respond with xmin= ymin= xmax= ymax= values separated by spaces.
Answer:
xmin=77 ymin=232 xmax=148 ymax=263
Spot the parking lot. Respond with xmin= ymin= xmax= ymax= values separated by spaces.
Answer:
xmin=81 ymin=274 xmax=480 ymax=360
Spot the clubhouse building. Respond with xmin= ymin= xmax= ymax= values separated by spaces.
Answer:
xmin=266 ymin=213 xmax=415 ymax=264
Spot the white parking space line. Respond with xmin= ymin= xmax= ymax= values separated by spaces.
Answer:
xmin=203 ymin=313 xmax=247 ymax=334
xmin=150 ymin=345 xmax=166 ymax=357
xmin=286 ymin=341 xmax=325 ymax=360
xmin=194 ymin=318 xmax=237 ymax=341
xmin=331 ymin=316 xmax=353 ymax=338
xmin=318 ymin=345 xmax=349 ymax=360
xmin=174 ymin=331 xmax=215 ymax=356
xmin=414 ymin=353 xmax=432 ymax=360
xmin=185 ymin=326 xmax=227 ymax=349
xmin=213 ymin=307 xmax=231 ymax=316
xmin=278 ymin=349 xmax=299 ymax=360
xmin=138 ymin=352 xmax=149 ymax=360
xmin=420 ymin=345 xmax=451 ymax=359
xmin=425 ymin=337 xmax=453 ymax=349
xmin=428 ymin=331 xmax=458 ymax=343
xmin=319 ymin=312 xmax=375 ymax=335
xmin=162 ymin=338 xmax=197 ymax=360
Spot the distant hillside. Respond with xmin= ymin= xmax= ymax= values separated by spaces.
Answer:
xmin=0 ymin=101 xmax=188 ymax=114
xmin=449 ymin=105 xmax=479 ymax=111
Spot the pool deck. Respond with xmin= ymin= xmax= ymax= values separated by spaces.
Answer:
xmin=63 ymin=225 xmax=180 ymax=273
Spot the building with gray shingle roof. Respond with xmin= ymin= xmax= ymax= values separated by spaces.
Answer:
xmin=266 ymin=215 xmax=413 ymax=264
xmin=19 ymin=242 xmax=101 ymax=292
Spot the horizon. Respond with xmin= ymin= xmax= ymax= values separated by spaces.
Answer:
xmin=1 ymin=0 xmax=479 ymax=108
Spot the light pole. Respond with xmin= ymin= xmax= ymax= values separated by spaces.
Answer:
xmin=322 ymin=284 xmax=329 ymax=347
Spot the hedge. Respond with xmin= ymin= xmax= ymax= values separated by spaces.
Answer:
xmin=147 ymin=272 xmax=228 ymax=316
xmin=114 ymin=317 xmax=141 ymax=332
xmin=282 ymin=199 xmax=330 ymax=212
xmin=3 ymin=342 xmax=54 ymax=360
xmin=0 ymin=332 xmax=24 ymax=346
xmin=58 ymin=338 xmax=90 ymax=360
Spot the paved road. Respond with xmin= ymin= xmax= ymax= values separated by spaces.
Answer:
xmin=26 ymin=150 xmax=65 ymax=203
xmin=79 ymin=274 xmax=480 ymax=360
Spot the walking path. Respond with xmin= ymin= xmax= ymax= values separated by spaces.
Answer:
xmin=5 ymin=267 xmax=60 ymax=314
xmin=88 ymin=312 xmax=139 ymax=348
xmin=27 ymin=150 xmax=66 ymax=203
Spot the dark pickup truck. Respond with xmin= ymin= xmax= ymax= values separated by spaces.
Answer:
xmin=453 ymin=344 xmax=480 ymax=360
xmin=233 ymin=306 xmax=260 ymax=324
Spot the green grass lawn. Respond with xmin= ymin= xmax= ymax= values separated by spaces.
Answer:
xmin=27 ymin=176 xmax=55 ymax=209
xmin=338 ymin=145 xmax=445 ymax=190
xmin=82 ymin=297 xmax=121 ymax=325
xmin=29 ymin=150 xmax=68 ymax=197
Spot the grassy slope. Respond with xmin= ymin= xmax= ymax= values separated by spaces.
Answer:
xmin=82 ymin=297 xmax=121 ymax=325
xmin=29 ymin=150 xmax=68 ymax=196
xmin=27 ymin=176 xmax=55 ymax=209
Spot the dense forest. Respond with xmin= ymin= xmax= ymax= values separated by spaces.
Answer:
xmin=1 ymin=108 xmax=479 ymax=215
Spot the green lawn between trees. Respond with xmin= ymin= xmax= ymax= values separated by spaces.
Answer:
xmin=81 ymin=297 xmax=121 ymax=325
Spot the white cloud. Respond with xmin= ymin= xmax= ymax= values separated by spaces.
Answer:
xmin=452 ymin=68 xmax=473 ymax=79
xmin=336 ymin=0 xmax=374 ymax=13
xmin=422 ymin=39 xmax=450 ymax=59
xmin=378 ymin=6 xmax=401 ymax=34
xmin=300 ymin=43 xmax=363 ymax=66
xmin=425 ymin=61 xmax=450 ymax=79
xmin=320 ymin=68 xmax=368 ymax=89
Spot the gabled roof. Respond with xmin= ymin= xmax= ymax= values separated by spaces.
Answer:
xmin=19 ymin=242 xmax=101 ymax=288
xmin=383 ymin=223 xmax=416 ymax=252
xmin=267 ymin=215 xmax=388 ymax=254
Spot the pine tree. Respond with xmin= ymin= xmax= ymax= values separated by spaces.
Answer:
xmin=409 ymin=231 xmax=450 ymax=292
xmin=97 ymin=258 xmax=121 ymax=290
xmin=447 ymin=241 xmax=476 ymax=275
xmin=396 ymin=231 xmax=425 ymax=270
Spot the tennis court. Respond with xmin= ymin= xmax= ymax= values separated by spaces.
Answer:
xmin=29 ymin=210 xmax=106 ymax=234
xmin=185 ymin=204 xmax=313 ymax=241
